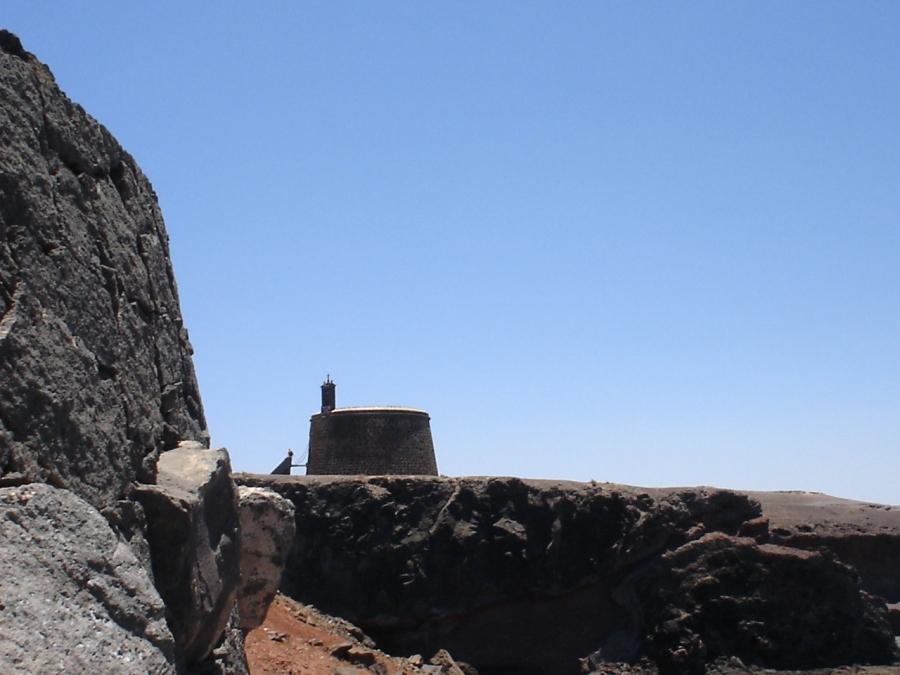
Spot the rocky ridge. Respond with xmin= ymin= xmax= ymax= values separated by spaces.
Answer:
xmin=749 ymin=490 xmax=900 ymax=603
xmin=237 ymin=474 xmax=898 ymax=675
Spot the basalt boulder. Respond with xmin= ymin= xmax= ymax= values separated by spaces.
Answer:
xmin=0 ymin=483 xmax=176 ymax=674
xmin=134 ymin=442 xmax=241 ymax=668
xmin=236 ymin=486 xmax=296 ymax=630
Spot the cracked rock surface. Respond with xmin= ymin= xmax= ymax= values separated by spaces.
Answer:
xmin=0 ymin=30 xmax=206 ymax=511
xmin=0 ymin=483 xmax=177 ymax=674
xmin=134 ymin=443 xmax=242 ymax=667
xmin=237 ymin=475 xmax=760 ymax=673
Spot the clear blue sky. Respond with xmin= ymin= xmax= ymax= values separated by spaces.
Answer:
xmin=6 ymin=3 xmax=899 ymax=504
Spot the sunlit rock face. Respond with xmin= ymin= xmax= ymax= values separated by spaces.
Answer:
xmin=0 ymin=483 xmax=177 ymax=674
xmin=0 ymin=30 xmax=248 ymax=674
xmin=0 ymin=29 xmax=206 ymax=511
xmin=236 ymin=486 xmax=296 ymax=630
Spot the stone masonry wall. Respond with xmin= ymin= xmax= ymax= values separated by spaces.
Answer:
xmin=306 ymin=409 xmax=437 ymax=475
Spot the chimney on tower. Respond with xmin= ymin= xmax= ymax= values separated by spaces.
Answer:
xmin=321 ymin=375 xmax=336 ymax=414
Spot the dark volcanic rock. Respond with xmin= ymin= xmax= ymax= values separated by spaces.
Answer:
xmin=748 ymin=491 xmax=900 ymax=603
xmin=0 ymin=30 xmax=206 ymax=511
xmin=0 ymin=31 xmax=252 ymax=672
xmin=238 ymin=475 xmax=898 ymax=674
xmin=236 ymin=475 xmax=763 ymax=674
xmin=0 ymin=483 xmax=176 ymax=674
xmin=134 ymin=442 xmax=241 ymax=667
xmin=201 ymin=606 xmax=250 ymax=675
xmin=620 ymin=533 xmax=896 ymax=673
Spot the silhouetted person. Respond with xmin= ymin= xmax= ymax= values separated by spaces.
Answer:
xmin=271 ymin=449 xmax=293 ymax=475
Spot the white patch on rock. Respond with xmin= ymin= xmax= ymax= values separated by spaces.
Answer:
xmin=237 ymin=486 xmax=296 ymax=630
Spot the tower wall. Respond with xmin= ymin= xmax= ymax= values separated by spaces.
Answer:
xmin=306 ymin=408 xmax=438 ymax=475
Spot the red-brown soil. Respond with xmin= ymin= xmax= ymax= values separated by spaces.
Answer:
xmin=246 ymin=593 xmax=454 ymax=675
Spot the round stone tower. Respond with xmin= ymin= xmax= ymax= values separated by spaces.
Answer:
xmin=306 ymin=379 xmax=438 ymax=476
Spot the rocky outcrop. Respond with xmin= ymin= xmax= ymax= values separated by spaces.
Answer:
xmin=205 ymin=607 xmax=251 ymax=675
xmin=134 ymin=442 xmax=242 ymax=668
xmin=237 ymin=486 xmax=296 ymax=630
xmin=0 ymin=31 xmax=251 ymax=673
xmin=237 ymin=475 xmax=897 ymax=674
xmin=0 ymin=29 xmax=206 ymax=512
xmin=0 ymin=483 xmax=176 ymax=674
xmin=748 ymin=491 xmax=900 ymax=603
xmin=615 ymin=533 xmax=895 ymax=672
